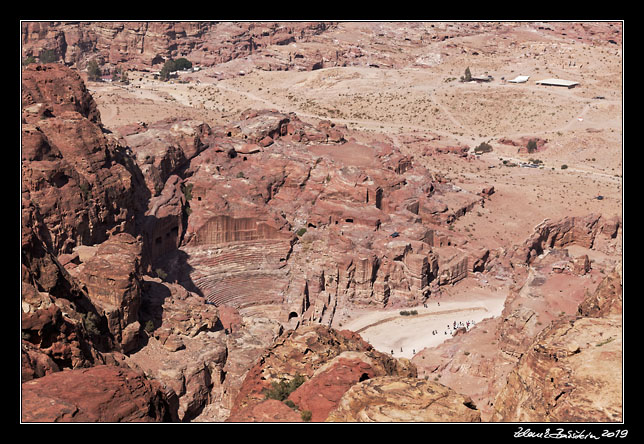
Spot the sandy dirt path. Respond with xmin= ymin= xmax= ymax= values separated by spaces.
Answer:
xmin=341 ymin=288 xmax=507 ymax=359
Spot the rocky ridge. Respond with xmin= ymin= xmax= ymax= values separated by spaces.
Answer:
xmin=412 ymin=214 xmax=622 ymax=421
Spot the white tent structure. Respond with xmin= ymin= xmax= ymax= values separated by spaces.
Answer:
xmin=508 ymin=75 xmax=530 ymax=83
xmin=535 ymin=78 xmax=579 ymax=88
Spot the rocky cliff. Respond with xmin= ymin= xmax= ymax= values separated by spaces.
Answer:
xmin=412 ymin=216 xmax=622 ymax=421
xmin=491 ymin=265 xmax=622 ymax=422
xmin=21 ymin=22 xmax=334 ymax=71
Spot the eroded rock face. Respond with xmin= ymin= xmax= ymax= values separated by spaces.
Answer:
xmin=492 ymin=316 xmax=622 ymax=422
xmin=21 ymin=48 xmax=622 ymax=423
xmin=227 ymin=325 xmax=417 ymax=422
xmin=21 ymin=208 xmax=108 ymax=372
xmin=22 ymin=64 xmax=147 ymax=257
xmin=118 ymin=118 xmax=212 ymax=196
xmin=326 ymin=376 xmax=481 ymax=422
xmin=22 ymin=63 xmax=101 ymax=125
xmin=513 ymin=213 xmax=621 ymax=265
xmin=492 ymin=265 xmax=622 ymax=422
xmin=21 ymin=365 xmax=171 ymax=422
xmin=21 ymin=22 xmax=334 ymax=71
xmin=577 ymin=266 xmax=622 ymax=318
xmin=411 ymin=215 xmax=622 ymax=421
xmin=73 ymin=233 xmax=143 ymax=349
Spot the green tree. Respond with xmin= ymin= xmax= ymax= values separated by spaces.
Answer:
xmin=159 ymin=59 xmax=177 ymax=81
xmin=174 ymin=57 xmax=192 ymax=71
xmin=87 ymin=60 xmax=101 ymax=81
xmin=111 ymin=67 xmax=122 ymax=82
xmin=461 ymin=67 xmax=472 ymax=82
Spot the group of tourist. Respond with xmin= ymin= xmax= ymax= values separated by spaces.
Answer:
xmin=428 ymin=319 xmax=477 ymax=338
xmin=390 ymin=318 xmax=478 ymax=356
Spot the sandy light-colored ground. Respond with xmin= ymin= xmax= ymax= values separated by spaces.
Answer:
xmin=341 ymin=277 xmax=508 ymax=359
xmin=86 ymin=21 xmax=622 ymax=359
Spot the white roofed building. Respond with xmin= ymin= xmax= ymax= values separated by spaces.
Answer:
xmin=536 ymin=78 xmax=579 ymax=88
xmin=508 ymin=75 xmax=530 ymax=83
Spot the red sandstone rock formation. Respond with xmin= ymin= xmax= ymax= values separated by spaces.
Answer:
xmin=71 ymin=233 xmax=143 ymax=351
xmin=21 ymin=365 xmax=171 ymax=422
xmin=227 ymin=325 xmax=419 ymax=422
xmin=326 ymin=376 xmax=481 ymax=422
xmin=492 ymin=266 xmax=622 ymax=422
xmin=21 ymin=22 xmax=335 ymax=71
xmin=173 ymin=108 xmax=488 ymax=326
xmin=117 ymin=118 xmax=212 ymax=196
xmin=22 ymin=63 xmax=102 ymax=125
xmin=23 ymin=54 xmax=624 ymax=424
xmin=512 ymin=213 xmax=621 ymax=265
xmin=412 ymin=215 xmax=622 ymax=421
xmin=22 ymin=64 xmax=147 ymax=257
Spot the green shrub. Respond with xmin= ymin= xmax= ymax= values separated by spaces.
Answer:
xmin=400 ymin=310 xmax=418 ymax=316
xmin=79 ymin=183 xmax=91 ymax=201
xmin=264 ymin=374 xmax=306 ymax=401
xmin=82 ymin=312 xmax=101 ymax=336
xmin=561 ymin=164 xmax=568 ymax=170
xmin=296 ymin=227 xmax=307 ymax=237
xmin=22 ymin=55 xmax=36 ymax=66
xmin=301 ymin=410 xmax=312 ymax=422
xmin=460 ymin=67 xmax=472 ymax=82
xmin=474 ymin=142 xmax=493 ymax=154
xmin=283 ymin=399 xmax=296 ymax=409
xmin=39 ymin=49 xmax=58 ymax=63
xmin=526 ymin=139 xmax=538 ymax=153
xmin=155 ymin=268 xmax=168 ymax=280
xmin=181 ymin=182 xmax=193 ymax=201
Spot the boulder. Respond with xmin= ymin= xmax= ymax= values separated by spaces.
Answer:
xmin=75 ymin=233 xmax=143 ymax=348
xmin=326 ymin=376 xmax=481 ymax=422
xmin=21 ymin=365 xmax=171 ymax=422
xmin=227 ymin=325 xmax=417 ymax=422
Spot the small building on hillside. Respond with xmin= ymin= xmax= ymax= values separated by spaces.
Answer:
xmin=508 ymin=75 xmax=530 ymax=83
xmin=536 ymin=78 xmax=579 ymax=89
xmin=471 ymin=75 xmax=493 ymax=83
